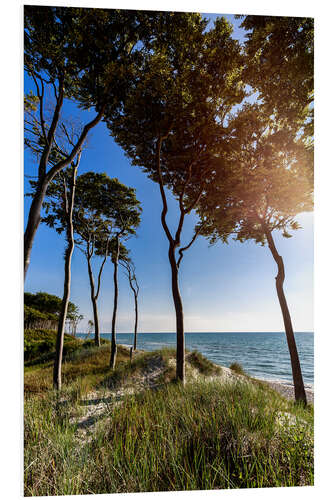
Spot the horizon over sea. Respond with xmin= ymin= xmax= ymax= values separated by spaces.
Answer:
xmin=77 ymin=331 xmax=314 ymax=388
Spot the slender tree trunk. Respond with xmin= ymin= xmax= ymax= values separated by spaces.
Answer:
xmin=110 ymin=237 xmax=120 ymax=369
xmin=133 ymin=292 xmax=138 ymax=350
xmin=24 ymin=181 xmax=48 ymax=280
xmin=53 ymin=165 xmax=77 ymax=391
xmin=265 ymin=228 xmax=307 ymax=405
xmin=87 ymin=255 xmax=101 ymax=347
xmin=155 ymin=136 xmax=186 ymax=384
xmin=168 ymin=245 xmax=185 ymax=383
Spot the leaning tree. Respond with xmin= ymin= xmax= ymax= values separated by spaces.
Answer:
xmin=197 ymin=104 xmax=313 ymax=404
xmin=93 ymin=183 xmax=141 ymax=369
xmin=24 ymin=6 xmax=171 ymax=279
xmin=73 ymin=173 xmax=141 ymax=355
xmin=27 ymin=115 xmax=86 ymax=389
xmin=120 ymin=255 xmax=140 ymax=351
xmin=105 ymin=14 xmax=246 ymax=383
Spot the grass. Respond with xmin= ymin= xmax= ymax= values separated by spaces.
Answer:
xmin=24 ymin=342 xmax=314 ymax=496
xmin=229 ymin=362 xmax=247 ymax=376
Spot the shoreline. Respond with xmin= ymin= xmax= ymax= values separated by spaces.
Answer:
xmin=262 ymin=379 xmax=314 ymax=404
xmin=123 ymin=344 xmax=314 ymax=404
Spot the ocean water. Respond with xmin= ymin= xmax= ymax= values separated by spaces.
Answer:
xmin=77 ymin=331 xmax=314 ymax=388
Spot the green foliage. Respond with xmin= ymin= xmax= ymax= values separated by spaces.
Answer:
xmin=24 ymin=291 xmax=79 ymax=322
xmin=70 ymin=172 xmax=141 ymax=257
xmin=197 ymin=103 xmax=313 ymax=247
xmin=229 ymin=362 xmax=246 ymax=375
xmin=24 ymin=329 xmax=82 ymax=364
xmin=106 ymin=14 xmax=245 ymax=213
xmin=186 ymin=350 xmax=222 ymax=375
xmin=237 ymin=15 xmax=314 ymax=139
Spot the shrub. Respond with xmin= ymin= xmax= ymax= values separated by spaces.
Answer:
xmin=229 ymin=362 xmax=246 ymax=375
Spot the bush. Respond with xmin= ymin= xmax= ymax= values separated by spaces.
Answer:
xmin=229 ymin=362 xmax=246 ymax=375
xmin=24 ymin=329 xmax=82 ymax=364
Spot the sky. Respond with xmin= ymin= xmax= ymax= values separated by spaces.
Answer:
xmin=24 ymin=11 xmax=314 ymax=334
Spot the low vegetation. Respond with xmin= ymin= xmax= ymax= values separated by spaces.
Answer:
xmin=24 ymin=334 xmax=314 ymax=495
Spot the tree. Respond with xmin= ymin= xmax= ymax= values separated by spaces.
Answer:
xmin=24 ymin=291 xmax=79 ymax=330
xmin=197 ymin=104 xmax=313 ymax=404
xmin=106 ymin=14 xmax=245 ymax=382
xmin=120 ymin=257 xmax=140 ymax=350
xmin=95 ymin=194 xmax=141 ymax=370
xmin=27 ymin=111 xmax=86 ymax=388
xmin=24 ymin=6 xmax=166 ymax=279
xmin=73 ymin=173 xmax=141 ymax=353
xmin=86 ymin=319 xmax=94 ymax=338
xmin=236 ymin=15 xmax=314 ymax=140
xmin=38 ymin=158 xmax=81 ymax=389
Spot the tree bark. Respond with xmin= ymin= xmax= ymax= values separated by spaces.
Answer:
xmin=155 ymin=135 xmax=186 ymax=384
xmin=169 ymin=244 xmax=185 ymax=383
xmin=264 ymin=227 xmax=307 ymax=405
xmin=110 ymin=236 xmax=120 ymax=369
xmin=87 ymin=254 xmax=101 ymax=347
xmin=24 ymin=180 xmax=48 ymax=280
xmin=53 ymin=163 xmax=78 ymax=391
xmin=133 ymin=292 xmax=138 ymax=351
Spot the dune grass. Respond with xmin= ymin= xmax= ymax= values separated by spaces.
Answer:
xmin=24 ymin=344 xmax=314 ymax=496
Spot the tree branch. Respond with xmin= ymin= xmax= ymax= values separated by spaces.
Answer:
xmin=177 ymin=222 xmax=205 ymax=268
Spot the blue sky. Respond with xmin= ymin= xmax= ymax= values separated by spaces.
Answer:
xmin=24 ymin=12 xmax=314 ymax=333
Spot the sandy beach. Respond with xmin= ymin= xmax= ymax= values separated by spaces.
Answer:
xmin=265 ymin=380 xmax=314 ymax=404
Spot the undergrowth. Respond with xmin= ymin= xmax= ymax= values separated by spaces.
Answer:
xmin=24 ymin=346 xmax=314 ymax=496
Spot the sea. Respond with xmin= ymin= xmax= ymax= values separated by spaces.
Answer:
xmin=77 ymin=331 xmax=314 ymax=389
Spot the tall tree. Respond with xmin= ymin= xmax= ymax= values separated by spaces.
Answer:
xmin=120 ymin=257 xmax=140 ymax=351
xmin=95 ymin=196 xmax=141 ymax=370
xmin=24 ymin=6 xmax=166 ymax=279
xmin=106 ymin=14 xmax=245 ymax=383
xmin=197 ymin=104 xmax=313 ymax=404
xmin=27 ymin=111 xmax=86 ymax=388
xmin=74 ymin=173 xmax=141 ymax=352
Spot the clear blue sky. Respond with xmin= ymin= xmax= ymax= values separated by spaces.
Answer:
xmin=24 ymin=13 xmax=313 ymax=333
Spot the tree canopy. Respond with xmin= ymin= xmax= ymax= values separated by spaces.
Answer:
xmin=237 ymin=15 xmax=314 ymax=139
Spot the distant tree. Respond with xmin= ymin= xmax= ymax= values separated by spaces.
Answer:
xmin=73 ymin=173 xmax=141 ymax=354
xmin=237 ymin=14 xmax=314 ymax=140
xmin=94 ymin=198 xmax=141 ymax=370
xmin=67 ymin=312 xmax=84 ymax=337
xmin=197 ymin=104 xmax=313 ymax=404
xmin=24 ymin=291 xmax=79 ymax=331
xmin=120 ymin=257 xmax=140 ymax=350
xmin=106 ymin=15 xmax=245 ymax=382
xmin=86 ymin=320 xmax=94 ymax=338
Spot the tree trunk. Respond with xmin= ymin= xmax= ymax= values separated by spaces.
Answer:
xmin=110 ymin=237 xmax=120 ymax=369
xmin=133 ymin=292 xmax=138 ymax=350
xmin=53 ymin=166 xmax=77 ymax=391
xmin=168 ymin=245 xmax=185 ymax=384
xmin=24 ymin=181 xmax=48 ymax=280
xmin=24 ymin=104 xmax=105 ymax=281
xmin=87 ymin=255 xmax=101 ymax=347
xmin=265 ymin=228 xmax=307 ymax=405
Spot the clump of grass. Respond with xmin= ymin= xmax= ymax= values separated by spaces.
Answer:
xmin=229 ymin=362 xmax=246 ymax=376
xmin=186 ymin=350 xmax=222 ymax=375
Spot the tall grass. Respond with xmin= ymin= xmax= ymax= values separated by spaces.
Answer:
xmin=24 ymin=348 xmax=314 ymax=496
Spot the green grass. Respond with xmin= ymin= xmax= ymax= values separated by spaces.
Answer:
xmin=24 ymin=346 xmax=314 ymax=496
xmin=229 ymin=362 xmax=247 ymax=376
xmin=186 ymin=350 xmax=222 ymax=375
